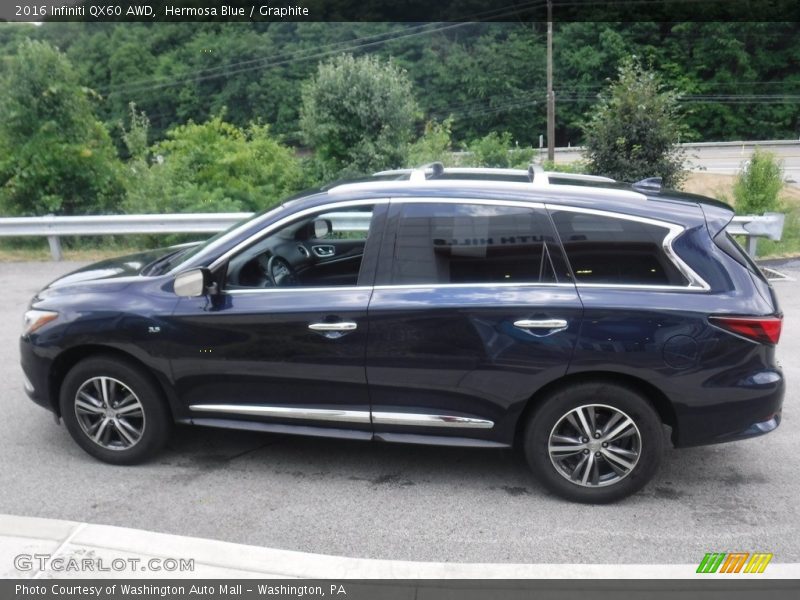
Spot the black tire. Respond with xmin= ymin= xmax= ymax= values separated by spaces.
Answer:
xmin=523 ymin=382 xmax=664 ymax=503
xmin=59 ymin=357 xmax=172 ymax=465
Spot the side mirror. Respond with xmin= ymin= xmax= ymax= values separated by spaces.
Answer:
xmin=174 ymin=268 xmax=215 ymax=297
xmin=313 ymin=218 xmax=332 ymax=239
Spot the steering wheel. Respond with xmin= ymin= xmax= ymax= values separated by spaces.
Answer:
xmin=264 ymin=255 xmax=298 ymax=287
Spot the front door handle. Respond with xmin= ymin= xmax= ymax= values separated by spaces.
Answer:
xmin=513 ymin=319 xmax=568 ymax=330
xmin=308 ymin=322 xmax=358 ymax=332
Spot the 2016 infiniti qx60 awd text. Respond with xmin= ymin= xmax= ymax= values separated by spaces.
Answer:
xmin=20 ymin=166 xmax=784 ymax=503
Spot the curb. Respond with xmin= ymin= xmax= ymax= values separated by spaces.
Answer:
xmin=1 ymin=514 xmax=798 ymax=579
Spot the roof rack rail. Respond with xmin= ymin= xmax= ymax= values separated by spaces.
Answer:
xmin=527 ymin=163 xmax=550 ymax=184
xmin=409 ymin=162 xmax=444 ymax=182
xmin=633 ymin=177 xmax=663 ymax=191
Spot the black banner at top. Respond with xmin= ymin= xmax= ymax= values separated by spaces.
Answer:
xmin=2 ymin=0 xmax=800 ymax=23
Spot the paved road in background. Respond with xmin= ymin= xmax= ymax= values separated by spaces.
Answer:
xmin=1 ymin=260 xmax=798 ymax=563
xmin=553 ymin=140 xmax=800 ymax=183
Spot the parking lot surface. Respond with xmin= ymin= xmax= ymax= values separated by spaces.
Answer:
xmin=1 ymin=259 xmax=798 ymax=563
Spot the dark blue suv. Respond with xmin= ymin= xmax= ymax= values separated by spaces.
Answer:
xmin=19 ymin=167 xmax=784 ymax=503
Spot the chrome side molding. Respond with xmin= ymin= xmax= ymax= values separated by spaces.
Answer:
xmin=189 ymin=404 xmax=371 ymax=424
xmin=371 ymin=412 xmax=494 ymax=429
xmin=189 ymin=405 xmax=494 ymax=429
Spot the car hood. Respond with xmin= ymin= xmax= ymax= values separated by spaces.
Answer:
xmin=44 ymin=245 xmax=194 ymax=290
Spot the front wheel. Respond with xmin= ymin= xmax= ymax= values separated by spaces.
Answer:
xmin=524 ymin=382 xmax=664 ymax=503
xmin=59 ymin=357 xmax=172 ymax=465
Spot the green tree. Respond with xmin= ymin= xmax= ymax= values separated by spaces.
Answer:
xmin=0 ymin=40 xmax=125 ymax=216
xmin=123 ymin=114 xmax=303 ymax=216
xmin=582 ymin=59 xmax=686 ymax=187
xmin=299 ymin=53 xmax=418 ymax=178
xmin=466 ymin=131 xmax=515 ymax=167
xmin=732 ymin=148 xmax=784 ymax=214
xmin=407 ymin=118 xmax=455 ymax=166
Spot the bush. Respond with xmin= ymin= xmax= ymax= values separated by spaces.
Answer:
xmin=300 ymin=54 xmax=418 ymax=178
xmin=541 ymin=160 xmax=590 ymax=174
xmin=732 ymin=148 xmax=784 ymax=215
xmin=123 ymin=114 xmax=303 ymax=216
xmin=581 ymin=58 xmax=686 ymax=188
xmin=466 ymin=131 xmax=515 ymax=168
xmin=407 ymin=118 xmax=454 ymax=166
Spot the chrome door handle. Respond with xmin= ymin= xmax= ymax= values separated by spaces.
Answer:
xmin=308 ymin=322 xmax=358 ymax=332
xmin=513 ymin=319 xmax=568 ymax=330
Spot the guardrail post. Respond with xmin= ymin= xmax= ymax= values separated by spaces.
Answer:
xmin=47 ymin=236 xmax=62 ymax=261
xmin=746 ymin=236 xmax=758 ymax=258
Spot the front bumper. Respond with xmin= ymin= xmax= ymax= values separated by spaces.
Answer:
xmin=20 ymin=335 xmax=55 ymax=413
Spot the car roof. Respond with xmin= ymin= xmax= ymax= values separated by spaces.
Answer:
xmin=306 ymin=166 xmax=734 ymax=224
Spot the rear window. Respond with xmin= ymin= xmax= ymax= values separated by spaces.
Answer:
xmin=550 ymin=210 xmax=688 ymax=286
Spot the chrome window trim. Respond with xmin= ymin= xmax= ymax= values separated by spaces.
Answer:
xmin=372 ymin=412 xmax=494 ymax=429
xmin=208 ymin=199 xmax=387 ymax=273
xmin=546 ymin=204 xmax=711 ymax=292
xmin=226 ymin=286 xmax=365 ymax=295
xmin=372 ymin=282 xmax=573 ymax=291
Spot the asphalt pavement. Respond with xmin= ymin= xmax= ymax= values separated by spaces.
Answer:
xmin=1 ymin=260 xmax=798 ymax=564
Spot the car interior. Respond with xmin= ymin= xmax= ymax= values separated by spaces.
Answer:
xmin=224 ymin=208 xmax=373 ymax=289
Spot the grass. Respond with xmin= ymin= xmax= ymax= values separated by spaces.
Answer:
xmin=0 ymin=237 xmax=160 ymax=263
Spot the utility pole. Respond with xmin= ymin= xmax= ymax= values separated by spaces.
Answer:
xmin=546 ymin=0 xmax=555 ymax=162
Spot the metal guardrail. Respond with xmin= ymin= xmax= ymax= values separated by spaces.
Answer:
xmin=0 ymin=212 xmax=369 ymax=260
xmin=0 ymin=211 xmax=785 ymax=261
xmin=726 ymin=212 xmax=785 ymax=257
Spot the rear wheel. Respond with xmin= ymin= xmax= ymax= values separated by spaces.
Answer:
xmin=524 ymin=382 xmax=664 ymax=503
xmin=59 ymin=357 xmax=172 ymax=465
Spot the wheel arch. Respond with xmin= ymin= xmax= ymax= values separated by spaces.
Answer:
xmin=514 ymin=371 xmax=678 ymax=448
xmin=49 ymin=345 xmax=177 ymax=419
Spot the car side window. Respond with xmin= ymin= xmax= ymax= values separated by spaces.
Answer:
xmin=224 ymin=204 xmax=376 ymax=289
xmin=550 ymin=210 xmax=688 ymax=286
xmin=389 ymin=202 xmax=565 ymax=285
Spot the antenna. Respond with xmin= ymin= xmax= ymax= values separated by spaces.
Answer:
xmin=633 ymin=177 xmax=663 ymax=191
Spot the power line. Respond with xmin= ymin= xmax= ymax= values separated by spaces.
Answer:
xmin=99 ymin=1 xmax=552 ymax=97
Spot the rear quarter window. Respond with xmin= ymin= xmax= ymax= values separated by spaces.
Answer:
xmin=550 ymin=210 xmax=688 ymax=286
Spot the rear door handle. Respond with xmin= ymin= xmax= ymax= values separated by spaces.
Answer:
xmin=513 ymin=319 xmax=568 ymax=330
xmin=308 ymin=322 xmax=358 ymax=332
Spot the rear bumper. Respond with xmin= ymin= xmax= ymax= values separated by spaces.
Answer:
xmin=672 ymin=368 xmax=784 ymax=447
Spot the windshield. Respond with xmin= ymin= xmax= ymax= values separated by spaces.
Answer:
xmin=154 ymin=207 xmax=279 ymax=275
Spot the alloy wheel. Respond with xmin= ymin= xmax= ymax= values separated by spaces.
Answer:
xmin=73 ymin=376 xmax=146 ymax=451
xmin=547 ymin=403 xmax=641 ymax=487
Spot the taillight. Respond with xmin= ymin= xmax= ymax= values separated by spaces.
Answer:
xmin=709 ymin=315 xmax=783 ymax=345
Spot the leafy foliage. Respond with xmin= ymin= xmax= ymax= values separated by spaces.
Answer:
xmin=123 ymin=114 xmax=303 ymax=216
xmin=407 ymin=118 xmax=455 ymax=166
xmin=581 ymin=59 xmax=686 ymax=187
xmin=466 ymin=132 xmax=516 ymax=168
xmin=732 ymin=148 xmax=785 ymax=214
xmin=0 ymin=40 xmax=125 ymax=216
xmin=299 ymin=53 xmax=418 ymax=178
xmin=3 ymin=22 xmax=798 ymax=150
